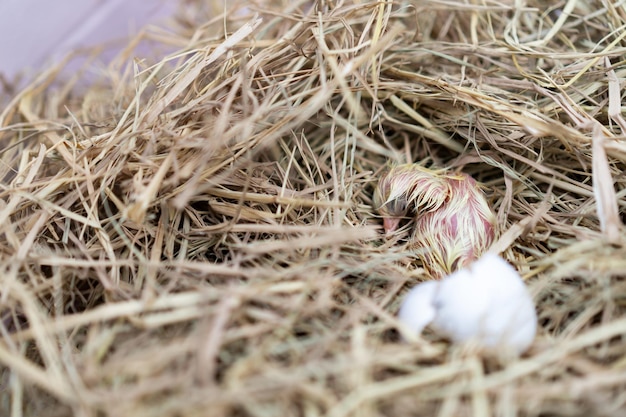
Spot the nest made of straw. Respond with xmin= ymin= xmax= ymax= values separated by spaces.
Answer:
xmin=1 ymin=0 xmax=626 ymax=416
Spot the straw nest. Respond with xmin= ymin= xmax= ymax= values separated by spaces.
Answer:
xmin=2 ymin=1 xmax=626 ymax=416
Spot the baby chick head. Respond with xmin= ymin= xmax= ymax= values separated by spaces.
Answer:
xmin=373 ymin=164 xmax=449 ymax=234
xmin=373 ymin=167 xmax=411 ymax=233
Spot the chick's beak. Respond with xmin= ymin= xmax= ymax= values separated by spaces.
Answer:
xmin=383 ymin=217 xmax=402 ymax=235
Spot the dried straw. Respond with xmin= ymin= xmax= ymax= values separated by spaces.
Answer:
xmin=1 ymin=0 xmax=626 ymax=416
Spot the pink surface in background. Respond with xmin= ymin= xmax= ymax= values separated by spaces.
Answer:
xmin=0 ymin=0 xmax=177 ymax=81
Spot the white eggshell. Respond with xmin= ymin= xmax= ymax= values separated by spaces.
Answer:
xmin=398 ymin=253 xmax=537 ymax=354
xmin=397 ymin=280 xmax=438 ymax=334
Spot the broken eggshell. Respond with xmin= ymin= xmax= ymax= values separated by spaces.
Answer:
xmin=398 ymin=253 xmax=537 ymax=355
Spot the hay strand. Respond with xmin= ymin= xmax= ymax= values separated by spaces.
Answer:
xmin=1 ymin=1 xmax=626 ymax=416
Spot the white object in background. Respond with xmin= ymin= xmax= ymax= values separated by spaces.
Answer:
xmin=0 ymin=0 xmax=176 ymax=80
xmin=398 ymin=253 xmax=537 ymax=354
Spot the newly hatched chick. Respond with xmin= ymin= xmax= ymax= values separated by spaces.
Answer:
xmin=412 ymin=172 xmax=496 ymax=277
xmin=398 ymin=253 xmax=537 ymax=355
xmin=373 ymin=164 xmax=450 ymax=234
xmin=374 ymin=164 xmax=496 ymax=277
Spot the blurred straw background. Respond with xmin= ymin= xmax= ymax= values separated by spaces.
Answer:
xmin=1 ymin=0 xmax=626 ymax=416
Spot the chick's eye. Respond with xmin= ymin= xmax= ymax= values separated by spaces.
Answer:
xmin=385 ymin=197 xmax=408 ymax=215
